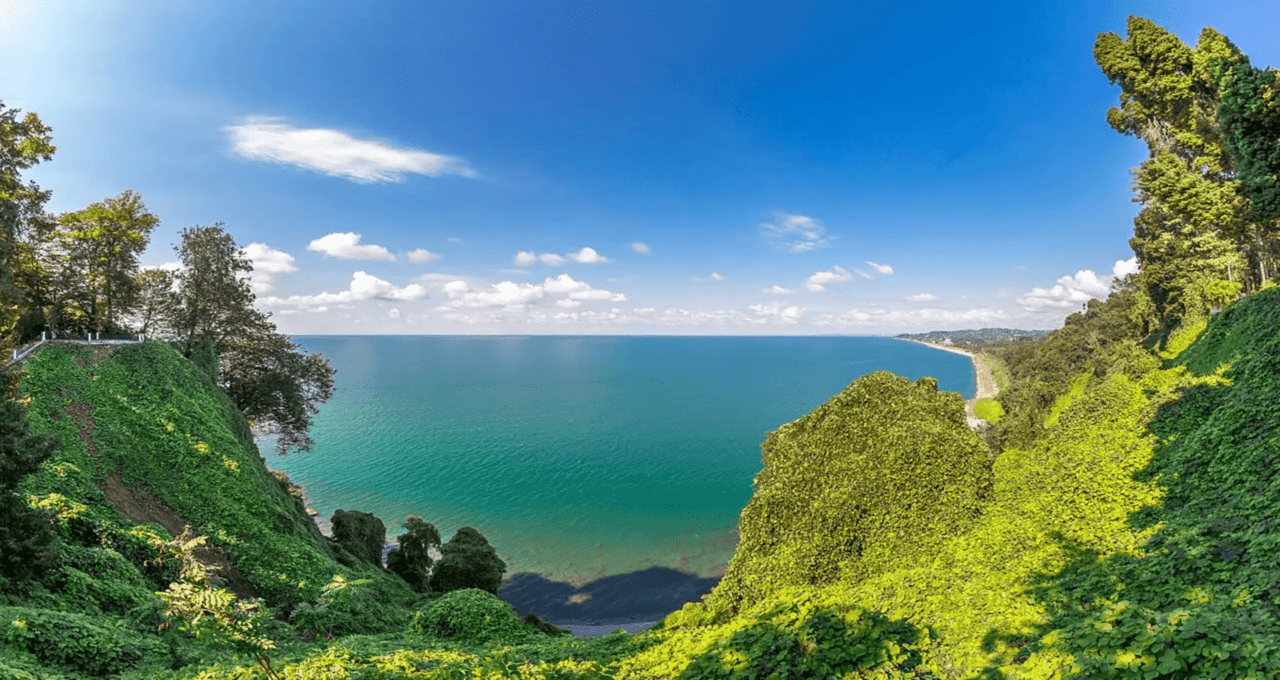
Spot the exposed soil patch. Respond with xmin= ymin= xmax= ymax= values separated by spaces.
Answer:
xmin=98 ymin=472 xmax=257 ymax=599
xmin=72 ymin=345 xmax=115 ymax=368
xmin=64 ymin=402 xmax=98 ymax=457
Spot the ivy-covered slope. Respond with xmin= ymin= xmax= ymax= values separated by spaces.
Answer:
xmin=624 ymin=288 xmax=1280 ymax=679
xmin=13 ymin=341 xmax=412 ymax=609
xmin=706 ymin=372 xmax=993 ymax=618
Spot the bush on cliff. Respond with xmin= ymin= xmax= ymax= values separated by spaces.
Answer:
xmin=430 ymin=526 xmax=507 ymax=596
xmin=705 ymin=371 xmax=993 ymax=619
xmin=329 ymin=509 xmax=386 ymax=568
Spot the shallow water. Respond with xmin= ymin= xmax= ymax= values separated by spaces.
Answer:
xmin=260 ymin=335 xmax=972 ymax=585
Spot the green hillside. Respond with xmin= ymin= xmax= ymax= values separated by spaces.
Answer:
xmin=3 ymin=289 xmax=1279 ymax=678
xmin=3 ymin=13 xmax=1280 ymax=679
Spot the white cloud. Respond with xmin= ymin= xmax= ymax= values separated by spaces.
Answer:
xmin=1113 ymin=256 xmax=1140 ymax=279
xmin=1016 ymin=257 xmax=1139 ymax=313
xmin=240 ymin=242 xmax=298 ymax=294
xmin=631 ymin=242 xmax=650 ymax=253
xmin=815 ymin=306 xmax=1011 ymax=327
xmin=308 ymin=232 xmax=395 ymax=261
xmin=441 ymin=280 xmax=544 ymax=308
xmin=568 ymin=247 xmax=608 ymax=263
xmin=387 ymin=308 xmax=401 ymax=319
xmin=516 ymin=248 xmax=607 ymax=265
xmin=805 ymin=266 xmax=854 ymax=292
xmin=867 ymin=260 xmax=894 ymax=275
xmin=764 ymin=285 xmax=795 ymax=295
xmin=407 ymin=248 xmax=441 ymax=263
xmin=258 ymin=270 xmax=427 ymax=308
xmin=905 ymin=293 xmax=938 ymax=303
xmin=226 ymin=117 xmax=476 ymax=183
xmin=761 ymin=212 xmax=830 ymax=252
xmin=710 ymin=272 xmax=725 ymax=282
xmin=438 ymin=273 xmax=627 ymax=309
xmin=855 ymin=269 xmax=874 ymax=280
xmin=748 ymin=302 xmax=805 ymax=324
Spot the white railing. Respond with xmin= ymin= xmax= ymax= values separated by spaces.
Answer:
xmin=4 ymin=331 xmax=149 ymax=370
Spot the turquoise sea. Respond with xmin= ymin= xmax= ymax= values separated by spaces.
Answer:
xmin=260 ymin=335 xmax=973 ymax=586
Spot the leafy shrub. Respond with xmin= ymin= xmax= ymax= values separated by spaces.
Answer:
xmin=290 ymin=574 xmax=415 ymax=638
xmin=429 ymin=526 xmax=506 ymax=596
xmin=0 ymin=606 xmax=160 ymax=676
xmin=408 ymin=588 xmax=535 ymax=646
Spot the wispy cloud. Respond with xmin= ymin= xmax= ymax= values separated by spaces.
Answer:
xmin=761 ymin=212 xmax=830 ymax=252
xmin=631 ymin=242 xmax=650 ymax=253
xmin=867 ymin=260 xmax=894 ymax=275
xmin=308 ymin=232 xmax=395 ymax=261
xmin=1016 ymin=257 xmax=1138 ymax=313
xmin=764 ymin=285 xmax=795 ymax=295
xmin=904 ymin=293 xmax=938 ymax=303
xmin=709 ymin=272 xmax=725 ymax=282
xmin=240 ymin=242 xmax=297 ymax=293
xmin=226 ymin=117 xmax=476 ymax=183
xmin=805 ymin=266 xmax=853 ymax=292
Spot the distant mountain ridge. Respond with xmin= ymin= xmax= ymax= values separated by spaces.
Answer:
xmin=895 ymin=327 xmax=1051 ymax=350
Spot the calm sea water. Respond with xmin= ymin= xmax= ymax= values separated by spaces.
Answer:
xmin=259 ymin=335 xmax=973 ymax=585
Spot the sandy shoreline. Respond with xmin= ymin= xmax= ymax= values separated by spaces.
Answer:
xmin=898 ymin=338 xmax=998 ymax=424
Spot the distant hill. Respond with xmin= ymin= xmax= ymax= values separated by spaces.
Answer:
xmin=894 ymin=327 xmax=1051 ymax=351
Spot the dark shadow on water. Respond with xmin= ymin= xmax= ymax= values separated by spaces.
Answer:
xmin=499 ymin=566 xmax=719 ymax=626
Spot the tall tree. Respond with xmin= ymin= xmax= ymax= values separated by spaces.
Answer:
xmin=54 ymin=190 xmax=159 ymax=334
xmin=126 ymin=268 xmax=178 ymax=336
xmin=170 ymin=224 xmax=334 ymax=454
xmin=0 ymin=100 xmax=56 ymax=345
xmin=1217 ymin=61 xmax=1280 ymax=284
xmin=1095 ymin=18 xmax=1251 ymax=322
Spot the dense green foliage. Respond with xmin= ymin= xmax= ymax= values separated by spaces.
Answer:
xmin=15 ymin=341 xmax=355 ymax=607
xmin=387 ymin=516 xmax=443 ymax=594
xmin=330 ymin=509 xmax=387 ymax=568
xmin=430 ymin=527 xmax=508 ymax=597
xmin=168 ymin=224 xmax=336 ymax=455
xmin=0 ymin=397 xmax=60 ymax=580
xmin=706 ymin=371 xmax=992 ymax=619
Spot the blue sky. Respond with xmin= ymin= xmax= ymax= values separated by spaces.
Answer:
xmin=3 ymin=1 xmax=1277 ymax=335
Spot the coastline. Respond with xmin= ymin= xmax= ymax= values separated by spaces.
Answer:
xmin=898 ymin=338 xmax=998 ymax=425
